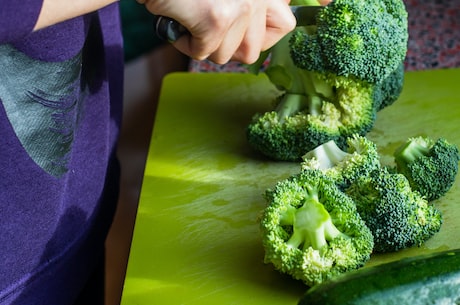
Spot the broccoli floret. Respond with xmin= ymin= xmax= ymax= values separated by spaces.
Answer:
xmin=260 ymin=169 xmax=374 ymax=286
xmin=247 ymin=33 xmax=377 ymax=161
xmin=246 ymin=0 xmax=407 ymax=161
xmin=394 ymin=136 xmax=460 ymax=201
xmin=246 ymin=52 xmax=342 ymax=161
xmin=290 ymin=0 xmax=408 ymax=84
xmin=301 ymin=134 xmax=380 ymax=189
xmin=373 ymin=62 xmax=405 ymax=111
xmin=346 ymin=167 xmax=443 ymax=253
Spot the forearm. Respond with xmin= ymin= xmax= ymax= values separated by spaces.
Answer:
xmin=33 ymin=0 xmax=118 ymax=30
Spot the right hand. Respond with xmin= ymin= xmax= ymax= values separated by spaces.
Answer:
xmin=139 ymin=0 xmax=296 ymax=64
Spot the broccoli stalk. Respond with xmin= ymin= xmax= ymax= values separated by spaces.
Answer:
xmin=280 ymin=185 xmax=345 ymax=250
xmin=301 ymin=134 xmax=381 ymax=189
xmin=263 ymin=30 xmax=334 ymax=125
xmin=395 ymin=138 xmax=431 ymax=163
xmin=394 ymin=136 xmax=460 ymax=201
xmin=303 ymin=140 xmax=350 ymax=171
xmin=273 ymin=94 xmax=310 ymax=124
xmin=260 ymin=169 xmax=374 ymax=286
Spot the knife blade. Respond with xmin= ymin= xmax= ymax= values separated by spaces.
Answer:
xmin=153 ymin=5 xmax=322 ymax=42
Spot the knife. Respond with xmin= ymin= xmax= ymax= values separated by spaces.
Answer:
xmin=153 ymin=5 xmax=323 ymax=42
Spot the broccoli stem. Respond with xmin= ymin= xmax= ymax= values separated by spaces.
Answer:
xmin=274 ymin=93 xmax=325 ymax=125
xmin=287 ymin=197 xmax=343 ymax=250
xmin=395 ymin=140 xmax=431 ymax=164
xmin=304 ymin=140 xmax=350 ymax=170
xmin=282 ymin=185 xmax=345 ymax=251
xmin=265 ymin=25 xmax=336 ymax=126
xmin=309 ymin=95 xmax=323 ymax=116
xmin=266 ymin=30 xmax=335 ymax=100
xmin=275 ymin=93 xmax=310 ymax=120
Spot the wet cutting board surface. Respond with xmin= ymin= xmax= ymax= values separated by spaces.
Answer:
xmin=121 ymin=68 xmax=460 ymax=305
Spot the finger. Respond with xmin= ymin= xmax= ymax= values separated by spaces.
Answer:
xmin=208 ymin=6 xmax=256 ymax=64
xmin=172 ymin=13 xmax=230 ymax=61
xmin=318 ymin=0 xmax=332 ymax=5
xmin=261 ymin=0 xmax=296 ymax=51
xmin=173 ymin=30 xmax=223 ymax=61
xmin=227 ymin=6 xmax=266 ymax=64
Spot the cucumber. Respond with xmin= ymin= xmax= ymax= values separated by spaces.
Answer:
xmin=298 ymin=249 xmax=460 ymax=305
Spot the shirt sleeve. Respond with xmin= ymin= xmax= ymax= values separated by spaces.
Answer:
xmin=0 ymin=0 xmax=43 ymax=43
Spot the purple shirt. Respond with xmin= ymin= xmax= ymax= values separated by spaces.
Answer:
xmin=0 ymin=2 xmax=124 ymax=304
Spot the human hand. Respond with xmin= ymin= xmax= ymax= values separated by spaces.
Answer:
xmin=138 ymin=0 xmax=296 ymax=64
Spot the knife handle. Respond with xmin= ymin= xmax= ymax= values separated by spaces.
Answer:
xmin=153 ymin=5 xmax=321 ymax=42
xmin=153 ymin=15 xmax=189 ymax=42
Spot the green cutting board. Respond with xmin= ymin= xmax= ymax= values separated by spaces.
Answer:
xmin=121 ymin=68 xmax=460 ymax=305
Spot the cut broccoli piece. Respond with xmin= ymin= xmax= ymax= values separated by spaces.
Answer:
xmin=260 ymin=169 xmax=374 ymax=286
xmin=394 ymin=136 xmax=460 ymax=201
xmin=246 ymin=0 xmax=407 ymax=161
xmin=246 ymin=33 xmax=377 ymax=161
xmin=346 ymin=167 xmax=443 ymax=253
xmin=246 ymin=32 xmax=342 ymax=161
xmin=301 ymin=134 xmax=381 ymax=189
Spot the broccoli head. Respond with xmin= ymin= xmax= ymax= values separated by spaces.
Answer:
xmin=290 ymin=0 xmax=408 ymax=84
xmin=246 ymin=93 xmax=340 ymax=161
xmin=394 ymin=136 xmax=460 ymax=201
xmin=246 ymin=0 xmax=407 ymax=161
xmin=346 ymin=167 xmax=443 ymax=253
xmin=260 ymin=168 xmax=374 ymax=286
xmin=246 ymin=33 xmax=377 ymax=161
xmin=301 ymin=134 xmax=381 ymax=189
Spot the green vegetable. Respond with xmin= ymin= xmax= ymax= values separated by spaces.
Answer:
xmin=372 ymin=62 xmax=405 ymax=111
xmin=394 ymin=136 xmax=460 ymax=201
xmin=259 ymin=168 xmax=374 ymax=286
xmin=346 ymin=167 xmax=443 ymax=253
xmin=298 ymin=249 xmax=460 ymax=305
xmin=246 ymin=0 xmax=408 ymax=161
xmin=301 ymin=134 xmax=380 ymax=189
xmin=290 ymin=0 xmax=408 ymax=84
